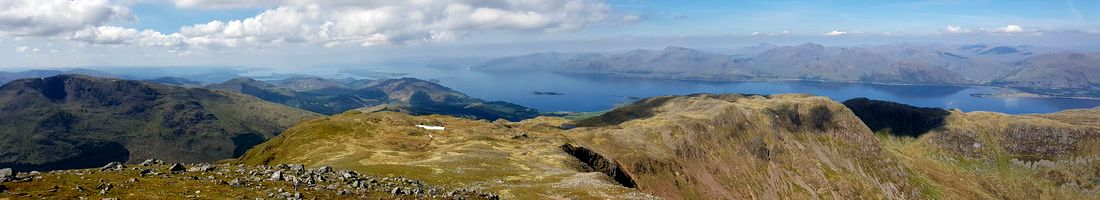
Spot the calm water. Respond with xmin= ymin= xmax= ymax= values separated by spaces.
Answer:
xmin=342 ymin=66 xmax=1100 ymax=114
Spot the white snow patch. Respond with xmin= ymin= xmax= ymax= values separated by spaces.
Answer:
xmin=416 ymin=125 xmax=446 ymax=131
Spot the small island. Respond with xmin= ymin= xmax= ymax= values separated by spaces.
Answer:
xmin=532 ymin=91 xmax=565 ymax=95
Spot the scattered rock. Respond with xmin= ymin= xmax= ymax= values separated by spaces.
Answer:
xmin=314 ymin=166 xmax=332 ymax=173
xmin=99 ymin=162 xmax=124 ymax=171
xmin=1 ymin=161 xmax=498 ymax=199
xmin=287 ymin=164 xmax=305 ymax=172
xmin=188 ymin=163 xmax=216 ymax=172
xmin=98 ymin=183 xmax=112 ymax=194
xmin=271 ymin=170 xmax=283 ymax=181
xmin=340 ymin=171 xmax=357 ymax=179
xmin=168 ymin=163 xmax=186 ymax=172
xmin=140 ymin=159 xmax=160 ymax=166
xmin=139 ymin=169 xmax=154 ymax=176
xmin=0 ymin=168 xmax=13 ymax=182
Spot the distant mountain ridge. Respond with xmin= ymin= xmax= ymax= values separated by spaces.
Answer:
xmin=0 ymin=69 xmax=123 ymax=85
xmin=0 ymin=75 xmax=320 ymax=172
xmin=477 ymin=43 xmax=1098 ymax=97
xmin=206 ymin=77 xmax=541 ymax=121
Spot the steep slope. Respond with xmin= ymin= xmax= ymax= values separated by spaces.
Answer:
xmin=862 ymin=61 xmax=970 ymax=85
xmin=238 ymin=93 xmax=925 ymax=199
xmin=0 ymin=75 xmax=320 ymax=172
xmin=570 ymin=94 xmax=921 ymax=199
xmin=0 ymin=69 xmax=121 ymax=85
xmin=205 ymin=77 xmax=369 ymax=115
xmin=238 ymin=93 xmax=1100 ymax=199
xmin=268 ymin=76 xmax=353 ymax=91
xmin=994 ymin=53 xmax=1100 ymax=97
xmin=480 ymin=47 xmax=757 ymax=81
xmin=845 ymin=99 xmax=1100 ymax=199
xmin=145 ymin=77 xmax=204 ymax=87
xmin=356 ymin=78 xmax=541 ymax=121
xmin=478 ymin=52 xmax=596 ymax=71
xmin=207 ymin=77 xmax=541 ymax=121
xmin=746 ymin=43 xmax=888 ymax=80
xmin=558 ymin=47 xmax=756 ymax=80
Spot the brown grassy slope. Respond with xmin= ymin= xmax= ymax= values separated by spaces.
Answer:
xmin=236 ymin=93 xmax=1100 ymax=200
xmin=238 ymin=111 xmax=656 ymax=199
xmin=878 ymin=109 xmax=1100 ymax=200
xmin=837 ymin=97 xmax=1100 ymax=199
xmin=569 ymin=94 xmax=921 ymax=199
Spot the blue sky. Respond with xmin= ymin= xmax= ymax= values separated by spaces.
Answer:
xmin=2 ymin=0 xmax=1100 ymax=69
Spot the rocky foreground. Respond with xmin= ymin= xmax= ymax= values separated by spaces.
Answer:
xmin=0 ymin=160 xmax=497 ymax=199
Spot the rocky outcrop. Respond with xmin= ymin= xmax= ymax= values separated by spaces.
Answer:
xmin=0 ymin=161 xmax=497 ymax=199
xmin=560 ymin=143 xmax=636 ymax=188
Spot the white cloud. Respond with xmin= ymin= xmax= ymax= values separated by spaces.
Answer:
xmin=993 ymin=25 xmax=1025 ymax=33
xmin=0 ymin=0 xmax=133 ymax=36
xmin=944 ymin=25 xmax=972 ymax=33
xmin=751 ymin=30 xmax=790 ymax=36
xmin=940 ymin=25 xmax=1042 ymax=36
xmin=149 ymin=0 xmax=614 ymax=48
xmin=15 ymin=46 xmax=27 ymax=52
xmin=825 ymin=30 xmax=849 ymax=36
xmin=172 ymin=0 xmax=281 ymax=9
xmin=982 ymin=24 xmax=1042 ymax=36
xmin=8 ymin=0 xmax=620 ymax=53
xmin=622 ymin=15 xmax=641 ymax=22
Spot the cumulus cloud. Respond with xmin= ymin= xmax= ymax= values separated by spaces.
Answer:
xmin=172 ymin=0 xmax=281 ymax=9
xmin=824 ymin=30 xmax=862 ymax=36
xmin=940 ymin=25 xmax=1042 ymax=36
xmin=11 ymin=0 xmax=619 ymax=51
xmin=164 ymin=0 xmax=613 ymax=48
xmin=993 ymin=25 xmax=1025 ymax=33
xmin=0 ymin=0 xmax=132 ymax=36
xmin=751 ymin=30 xmax=790 ymax=36
xmin=70 ymin=26 xmax=186 ymax=47
xmin=944 ymin=25 xmax=972 ymax=33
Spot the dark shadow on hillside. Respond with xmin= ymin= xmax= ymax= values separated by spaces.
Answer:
xmin=560 ymin=143 xmax=637 ymax=188
xmin=0 ymin=142 xmax=129 ymax=172
xmin=575 ymin=96 xmax=674 ymax=127
xmin=843 ymin=98 xmax=950 ymax=137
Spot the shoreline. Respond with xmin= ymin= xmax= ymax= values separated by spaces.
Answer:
xmin=537 ymin=71 xmax=1100 ymax=101
xmin=969 ymin=88 xmax=1100 ymax=100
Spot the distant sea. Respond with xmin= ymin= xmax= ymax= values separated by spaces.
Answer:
xmin=340 ymin=66 xmax=1100 ymax=114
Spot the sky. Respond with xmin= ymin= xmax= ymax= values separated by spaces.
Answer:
xmin=2 ymin=0 xmax=1100 ymax=69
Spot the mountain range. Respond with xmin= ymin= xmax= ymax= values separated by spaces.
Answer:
xmin=235 ymin=93 xmax=1100 ymax=199
xmin=0 ymin=75 xmax=320 ymax=172
xmin=205 ymin=76 xmax=541 ymax=121
xmin=477 ymin=43 xmax=1099 ymax=98
xmin=2 ymin=75 xmax=1098 ymax=199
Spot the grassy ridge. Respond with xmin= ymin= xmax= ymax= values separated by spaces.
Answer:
xmin=235 ymin=93 xmax=1100 ymax=199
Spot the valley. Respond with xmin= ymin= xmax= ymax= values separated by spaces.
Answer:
xmin=4 ymin=1 xmax=1099 ymax=199
xmin=2 ymin=73 xmax=1098 ymax=199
